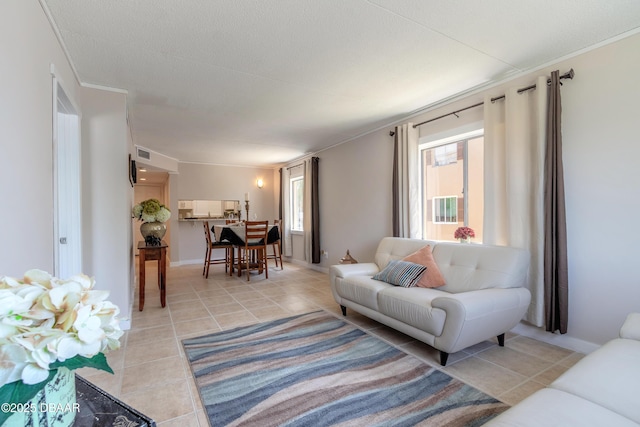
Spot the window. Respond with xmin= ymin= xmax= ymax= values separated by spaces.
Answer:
xmin=420 ymin=131 xmax=484 ymax=242
xmin=433 ymin=144 xmax=458 ymax=166
xmin=290 ymin=176 xmax=304 ymax=232
xmin=432 ymin=196 xmax=457 ymax=223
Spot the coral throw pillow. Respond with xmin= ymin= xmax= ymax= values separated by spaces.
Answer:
xmin=403 ymin=245 xmax=446 ymax=288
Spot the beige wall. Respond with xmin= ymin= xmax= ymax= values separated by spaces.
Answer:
xmin=315 ymin=32 xmax=640 ymax=349
xmin=170 ymin=162 xmax=277 ymax=264
xmin=0 ymin=1 xmax=79 ymax=274
xmin=80 ymin=86 xmax=132 ymax=327
xmin=0 ymin=2 xmax=133 ymax=328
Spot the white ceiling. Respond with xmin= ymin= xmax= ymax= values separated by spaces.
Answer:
xmin=42 ymin=0 xmax=640 ymax=167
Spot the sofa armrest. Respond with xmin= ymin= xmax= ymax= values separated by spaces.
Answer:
xmin=431 ymin=288 xmax=531 ymax=320
xmin=330 ymin=263 xmax=380 ymax=281
xmin=431 ymin=287 xmax=531 ymax=354
xmin=620 ymin=313 xmax=640 ymax=340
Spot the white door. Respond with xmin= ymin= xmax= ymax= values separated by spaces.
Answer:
xmin=53 ymin=78 xmax=82 ymax=278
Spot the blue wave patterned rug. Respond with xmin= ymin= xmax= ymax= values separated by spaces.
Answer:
xmin=182 ymin=311 xmax=508 ymax=426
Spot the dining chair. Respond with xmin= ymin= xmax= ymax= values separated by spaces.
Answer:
xmin=202 ymin=221 xmax=234 ymax=278
xmin=267 ymin=219 xmax=284 ymax=270
xmin=237 ymin=220 xmax=269 ymax=281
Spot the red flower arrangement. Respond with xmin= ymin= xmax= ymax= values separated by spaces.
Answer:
xmin=454 ymin=226 xmax=475 ymax=240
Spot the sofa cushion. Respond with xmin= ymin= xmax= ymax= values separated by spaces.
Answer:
xmin=333 ymin=275 xmax=391 ymax=311
xmin=432 ymin=243 xmax=529 ymax=293
xmin=374 ymin=237 xmax=438 ymax=270
xmin=486 ymin=388 xmax=639 ymax=427
xmin=377 ymin=287 xmax=446 ymax=337
xmin=402 ymin=245 xmax=446 ymax=288
xmin=549 ymin=338 xmax=640 ymax=424
xmin=372 ymin=260 xmax=426 ymax=288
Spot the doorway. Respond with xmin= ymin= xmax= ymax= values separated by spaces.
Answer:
xmin=53 ymin=75 xmax=82 ymax=278
xmin=133 ymin=170 xmax=170 ymax=255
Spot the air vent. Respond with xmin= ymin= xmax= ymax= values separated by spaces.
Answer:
xmin=137 ymin=148 xmax=151 ymax=160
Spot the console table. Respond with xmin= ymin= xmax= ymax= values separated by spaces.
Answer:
xmin=137 ymin=240 xmax=168 ymax=311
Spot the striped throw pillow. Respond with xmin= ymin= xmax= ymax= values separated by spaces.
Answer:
xmin=372 ymin=260 xmax=427 ymax=288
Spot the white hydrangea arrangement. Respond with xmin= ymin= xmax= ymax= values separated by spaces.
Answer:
xmin=132 ymin=198 xmax=171 ymax=223
xmin=0 ymin=269 xmax=123 ymax=421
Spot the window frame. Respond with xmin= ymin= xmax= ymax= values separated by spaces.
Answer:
xmin=418 ymin=127 xmax=484 ymax=241
xmin=289 ymin=175 xmax=304 ymax=233
xmin=432 ymin=195 xmax=458 ymax=224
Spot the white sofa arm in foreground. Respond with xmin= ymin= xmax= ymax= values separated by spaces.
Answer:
xmin=485 ymin=313 xmax=640 ymax=426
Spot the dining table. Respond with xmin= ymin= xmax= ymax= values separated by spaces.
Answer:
xmin=212 ymin=223 xmax=281 ymax=276
xmin=212 ymin=223 xmax=280 ymax=246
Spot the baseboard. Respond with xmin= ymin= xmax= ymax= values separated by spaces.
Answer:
xmin=170 ymin=258 xmax=202 ymax=267
xmin=283 ymin=257 xmax=330 ymax=274
xmin=511 ymin=322 xmax=601 ymax=354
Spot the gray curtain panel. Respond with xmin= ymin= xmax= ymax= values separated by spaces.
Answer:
xmin=278 ymin=167 xmax=283 ymax=221
xmin=392 ymin=131 xmax=400 ymax=237
xmin=311 ymin=157 xmax=320 ymax=263
xmin=544 ymin=70 xmax=569 ymax=334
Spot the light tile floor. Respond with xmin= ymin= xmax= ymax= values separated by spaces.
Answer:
xmin=77 ymin=260 xmax=584 ymax=426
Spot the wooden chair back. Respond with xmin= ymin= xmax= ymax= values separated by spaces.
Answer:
xmin=244 ymin=221 xmax=269 ymax=247
xmin=203 ymin=221 xmax=212 ymax=245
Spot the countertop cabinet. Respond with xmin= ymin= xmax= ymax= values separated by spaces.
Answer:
xmin=193 ymin=200 xmax=222 ymax=217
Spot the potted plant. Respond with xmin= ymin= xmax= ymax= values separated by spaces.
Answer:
xmin=132 ymin=198 xmax=171 ymax=245
xmin=454 ymin=226 xmax=475 ymax=243
xmin=0 ymin=269 xmax=123 ymax=426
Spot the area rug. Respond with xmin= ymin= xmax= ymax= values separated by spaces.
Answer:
xmin=182 ymin=311 xmax=508 ymax=427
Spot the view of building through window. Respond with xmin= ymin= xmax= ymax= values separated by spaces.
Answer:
xmin=420 ymin=134 xmax=484 ymax=242
xmin=290 ymin=176 xmax=304 ymax=231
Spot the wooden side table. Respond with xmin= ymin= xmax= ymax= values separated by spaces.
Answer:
xmin=138 ymin=240 xmax=168 ymax=311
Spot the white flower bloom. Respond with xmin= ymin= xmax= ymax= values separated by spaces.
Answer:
xmin=0 ymin=342 xmax=29 ymax=386
xmin=12 ymin=330 xmax=60 ymax=369
xmin=0 ymin=288 xmax=38 ymax=317
xmin=132 ymin=204 xmax=143 ymax=219
xmin=81 ymin=290 xmax=110 ymax=306
xmin=155 ymin=207 xmax=171 ymax=223
xmin=20 ymin=363 xmax=49 ymax=385
xmin=48 ymin=281 xmax=83 ymax=309
xmin=0 ymin=276 xmax=21 ymax=289
xmin=141 ymin=212 xmax=156 ymax=222
xmin=53 ymin=335 xmax=101 ymax=361
xmin=0 ymin=270 xmax=123 ymax=386
xmin=0 ymin=323 xmax=19 ymax=339
xmin=74 ymin=305 xmax=105 ymax=344
xmin=23 ymin=269 xmax=54 ymax=289
xmin=64 ymin=274 xmax=94 ymax=291
xmin=51 ymin=335 xmax=82 ymax=361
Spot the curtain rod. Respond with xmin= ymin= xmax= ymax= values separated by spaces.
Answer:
xmin=410 ymin=68 xmax=575 ymax=129
xmin=286 ymin=164 xmax=302 ymax=170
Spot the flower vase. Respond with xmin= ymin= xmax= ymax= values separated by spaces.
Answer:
xmin=140 ymin=221 xmax=167 ymax=245
xmin=4 ymin=367 xmax=77 ymax=427
xmin=459 ymin=237 xmax=471 ymax=244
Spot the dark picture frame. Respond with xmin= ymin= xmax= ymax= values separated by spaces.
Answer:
xmin=129 ymin=154 xmax=137 ymax=187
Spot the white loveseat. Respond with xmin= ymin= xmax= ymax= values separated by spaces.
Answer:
xmin=485 ymin=313 xmax=640 ymax=426
xmin=329 ymin=237 xmax=531 ymax=365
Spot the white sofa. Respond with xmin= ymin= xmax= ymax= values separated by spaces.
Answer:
xmin=485 ymin=313 xmax=640 ymax=426
xmin=329 ymin=237 xmax=531 ymax=365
